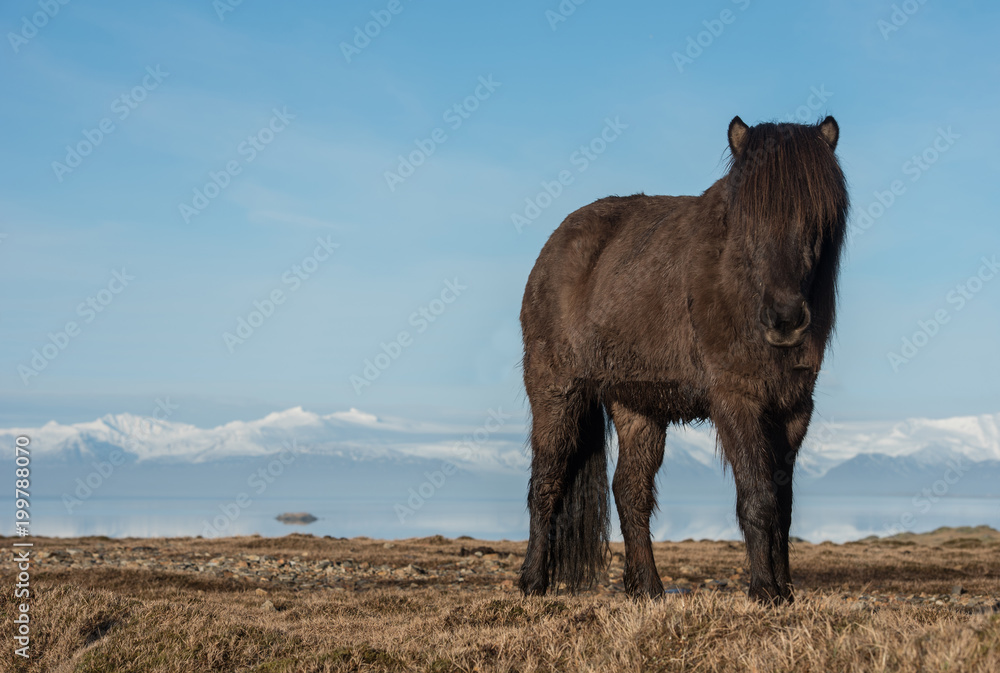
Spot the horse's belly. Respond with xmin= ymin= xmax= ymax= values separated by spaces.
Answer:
xmin=602 ymin=380 xmax=709 ymax=424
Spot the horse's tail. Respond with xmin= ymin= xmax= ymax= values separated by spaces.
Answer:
xmin=548 ymin=401 xmax=610 ymax=592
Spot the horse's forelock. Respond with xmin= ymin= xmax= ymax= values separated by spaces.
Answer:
xmin=726 ymin=121 xmax=848 ymax=241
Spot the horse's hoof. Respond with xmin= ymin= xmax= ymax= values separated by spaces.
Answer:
xmin=518 ymin=576 xmax=548 ymax=597
xmin=626 ymin=587 xmax=664 ymax=601
xmin=748 ymin=584 xmax=787 ymax=606
xmin=624 ymin=571 xmax=665 ymax=600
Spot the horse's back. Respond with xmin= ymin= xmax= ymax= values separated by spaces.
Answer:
xmin=527 ymin=192 xmax=696 ymax=287
xmin=522 ymin=190 xmax=716 ymax=382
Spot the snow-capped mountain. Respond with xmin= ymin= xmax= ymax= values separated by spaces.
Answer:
xmin=797 ymin=413 xmax=1000 ymax=473
xmin=1 ymin=408 xmax=998 ymax=497
xmin=0 ymin=406 xmax=529 ymax=473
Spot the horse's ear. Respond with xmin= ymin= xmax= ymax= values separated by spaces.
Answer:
xmin=728 ymin=116 xmax=749 ymax=156
xmin=819 ymin=116 xmax=839 ymax=149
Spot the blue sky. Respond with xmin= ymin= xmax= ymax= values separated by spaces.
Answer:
xmin=2 ymin=0 xmax=998 ymax=428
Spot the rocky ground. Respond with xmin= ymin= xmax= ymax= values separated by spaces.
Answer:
xmin=27 ymin=526 xmax=1000 ymax=611
xmin=4 ymin=526 xmax=1000 ymax=671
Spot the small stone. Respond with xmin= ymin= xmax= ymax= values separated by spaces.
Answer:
xmin=255 ymin=588 xmax=269 ymax=596
xmin=950 ymin=585 xmax=965 ymax=596
xmin=261 ymin=600 xmax=275 ymax=611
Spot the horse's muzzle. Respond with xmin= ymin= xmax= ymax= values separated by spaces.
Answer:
xmin=762 ymin=300 xmax=811 ymax=348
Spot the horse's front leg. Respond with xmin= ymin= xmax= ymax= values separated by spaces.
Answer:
xmin=770 ymin=402 xmax=814 ymax=602
xmin=712 ymin=398 xmax=785 ymax=604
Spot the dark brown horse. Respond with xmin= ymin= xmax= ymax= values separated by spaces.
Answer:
xmin=518 ymin=116 xmax=848 ymax=604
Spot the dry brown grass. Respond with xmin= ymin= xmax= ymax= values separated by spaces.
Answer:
xmin=3 ymin=527 xmax=999 ymax=672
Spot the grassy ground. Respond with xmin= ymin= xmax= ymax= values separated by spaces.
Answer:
xmin=3 ymin=526 xmax=999 ymax=672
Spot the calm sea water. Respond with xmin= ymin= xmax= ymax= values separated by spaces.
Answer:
xmin=8 ymin=494 xmax=999 ymax=543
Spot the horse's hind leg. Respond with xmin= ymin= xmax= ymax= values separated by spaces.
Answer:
xmin=519 ymin=384 xmax=592 ymax=596
xmin=609 ymin=402 xmax=666 ymax=598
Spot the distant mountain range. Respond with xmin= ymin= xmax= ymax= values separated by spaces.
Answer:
xmin=1 ymin=406 xmax=527 ymax=470
xmin=2 ymin=407 xmax=998 ymax=499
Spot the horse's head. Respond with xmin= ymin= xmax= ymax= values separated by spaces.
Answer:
xmin=725 ymin=115 xmax=847 ymax=348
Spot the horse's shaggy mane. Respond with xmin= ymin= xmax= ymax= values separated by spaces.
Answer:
xmin=727 ymin=119 xmax=848 ymax=241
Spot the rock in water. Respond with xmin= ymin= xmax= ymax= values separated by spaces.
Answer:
xmin=276 ymin=512 xmax=317 ymax=525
